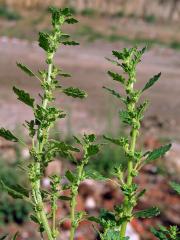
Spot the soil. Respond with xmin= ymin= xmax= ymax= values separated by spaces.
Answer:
xmin=0 ymin=37 xmax=180 ymax=139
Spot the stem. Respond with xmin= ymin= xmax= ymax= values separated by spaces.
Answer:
xmin=52 ymin=196 xmax=57 ymax=237
xmin=31 ymin=59 xmax=55 ymax=240
xmin=70 ymin=162 xmax=85 ymax=240
xmin=70 ymin=193 xmax=76 ymax=240
xmin=120 ymin=128 xmax=138 ymax=238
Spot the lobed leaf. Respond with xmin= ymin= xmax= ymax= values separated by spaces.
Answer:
xmin=0 ymin=128 xmax=18 ymax=142
xmin=16 ymin=62 xmax=36 ymax=77
xmin=63 ymin=87 xmax=87 ymax=99
xmin=134 ymin=207 xmax=160 ymax=219
xmin=13 ymin=86 xmax=35 ymax=108
xmin=145 ymin=144 xmax=171 ymax=163
xmin=142 ymin=73 xmax=161 ymax=92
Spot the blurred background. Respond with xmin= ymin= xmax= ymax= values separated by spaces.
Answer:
xmin=0 ymin=0 xmax=179 ymax=239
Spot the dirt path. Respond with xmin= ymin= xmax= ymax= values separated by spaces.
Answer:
xmin=0 ymin=38 xmax=180 ymax=137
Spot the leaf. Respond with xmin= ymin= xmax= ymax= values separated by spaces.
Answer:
xmin=0 ymin=235 xmax=8 ymax=240
xmin=103 ymin=135 xmax=128 ymax=147
xmin=142 ymin=73 xmax=161 ymax=92
xmin=85 ymin=169 xmax=107 ymax=181
xmin=134 ymin=207 xmax=160 ymax=219
xmin=65 ymin=170 xmax=75 ymax=183
xmin=30 ymin=214 xmax=40 ymax=224
xmin=103 ymin=86 xmax=125 ymax=102
xmin=39 ymin=32 xmax=51 ymax=52
xmin=107 ymin=71 xmax=125 ymax=84
xmin=65 ymin=18 xmax=78 ymax=24
xmin=1 ymin=181 xmax=29 ymax=199
xmin=59 ymin=72 xmax=71 ymax=77
xmin=105 ymin=57 xmax=121 ymax=66
xmin=63 ymin=87 xmax=87 ymax=99
xmin=84 ymin=133 xmax=96 ymax=143
xmin=13 ymin=86 xmax=34 ymax=108
xmin=145 ymin=144 xmax=171 ymax=163
xmin=87 ymin=144 xmax=100 ymax=156
xmin=151 ymin=227 xmax=168 ymax=240
xmin=169 ymin=181 xmax=180 ymax=195
xmin=119 ymin=110 xmax=133 ymax=125
xmin=59 ymin=195 xmax=71 ymax=201
xmin=16 ymin=62 xmax=36 ymax=77
xmin=62 ymin=41 xmax=79 ymax=46
xmin=12 ymin=232 xmax=19 ymax=240
xmin=0 ymin=128 xmax=18 ymax=142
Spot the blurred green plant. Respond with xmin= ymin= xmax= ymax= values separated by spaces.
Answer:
xmin=0 ymin=6 xmax=21 ymax=21
xmin=144 ymin=15 xmax=156 ymax=24
xmin=81 ymin=8 xmax=97 ymax=17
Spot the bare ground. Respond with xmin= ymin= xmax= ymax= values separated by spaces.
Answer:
xmin=0 ymin=38 xmax=180 ymax=138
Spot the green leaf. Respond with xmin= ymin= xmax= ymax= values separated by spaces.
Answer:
xmin=12 ymin=232 xmax=19 ymax=240
xmin=87 ymin=144 xmax=100 ymax=156
xmin=0 ymin=128 xmax=18 ymax=142
xmin=119 ymin=110 xmax=133 ymax=125
xmin=59 ymin=195 xmax=71 ymax=201
xmin=134 ymin=207 xmax=160 ymax=219
xmin=1 ymin=181 xmax=29 ymax=199
xmin=169 ymin=181 xmax=180 ymax=195
xmin=0 ymin=235 xmax=8 ymax=240
xmin=107 ymin=71 xmax=125 ymax=84
xmin=13 ymin=86 xmax=35 ymax=108
xmin=84 ymin=133 xmax=96 ymax=143
xmin=59 ymin=72 xmax=71 ymax=77
xmin=63 ymin=87 xmax=87 ymax=99
xmin=62 ymin=41 xmax=79 ymax=46
xmin=16 ymin=62 xmax=36 ymax=77
xmin=85 ymin=169 xmax=107 ymax=181
xmin=142 ymin=72 xmax=161 ymax=92
xmin=145 ymin=144 xmax=171 ymax=163
xmin=103 ymin=135 xmax=128 ymax=147
xmin=65 ymin=170 xmax=75 ymax=183
xmin=103 ymin=86 xmax=125 ymax=102
xmin=30 ymin=214 xmax=40 ymax=224
xmin=151 ymin=227 xmax=168 ymax=240
xmin=65 ymin=18 xmax=78 ymax=24
xmin=39 ymin=32 xmax=51 ymax=52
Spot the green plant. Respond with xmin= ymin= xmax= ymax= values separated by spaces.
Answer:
xmin=88 ymin=47 xmax=172 ymax=239
xmin=151 ymin=181 xmax=180 ymax=240
xmin=0 ymin=6 xmax=21 ymax=21
xmin=81 ymin=8 xmax=97 ymax=17
xmin=0 ymin=7 xmax=98 ymax=240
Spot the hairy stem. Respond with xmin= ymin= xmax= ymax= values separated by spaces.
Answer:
xmin=70 ymin=162 xmax=85 ymax=240
xmin=31 ymin=60 xmax=55 ymax=240
xmin=120 ymin=128 xmax=138 ymax=237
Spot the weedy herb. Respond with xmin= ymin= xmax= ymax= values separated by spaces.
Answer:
xmin=0 ymin=7 xmax=92 ymax=240
xmin=88 ymin=47 xmax=172 ymax=239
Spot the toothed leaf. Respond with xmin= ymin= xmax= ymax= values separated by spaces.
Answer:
xmin=13 ymin=86 xmax=34 ymax=108
xmin=134 ymin=207 xmax=160 ymax=219
xmin=0 ymin=128 xmax=18 ymax=142
xmin=142 ymin=73 xmax=161 ymax=92
xmin=145 ymin=144 xmax=171 ymax=163
xmin=1 ymin=181 xmax=29 ymax=199
xmin=107 ymin=71 xmax=125 ymax=84
xmin=63 ymin=87 xmax=87 ymax=99
xmin=17 ymin=63 xmax=36 ymax=77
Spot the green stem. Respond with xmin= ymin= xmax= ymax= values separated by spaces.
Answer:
xmin=70 ymin=162 xmax=85 ymax=240
xmin=31 ymin=59 xmax=55 ymax=240
xmin=52 ymin=196 xmax=57 ymax=238
xmin=120 ymin=128 xmax=138 ymax=238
